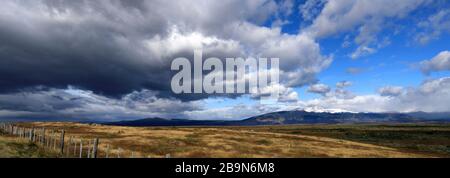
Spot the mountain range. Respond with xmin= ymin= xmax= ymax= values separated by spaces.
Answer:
xmin=105 ymin=110 xmax=450 ymax=127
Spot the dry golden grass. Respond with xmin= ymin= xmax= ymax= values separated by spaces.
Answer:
xmin=12 ymin=122 xmax=440 ymax=158
xmin=0 ymin=134 xmax=59 ymax=158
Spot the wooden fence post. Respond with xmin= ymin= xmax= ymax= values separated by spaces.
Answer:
xmin=46 ymin=130 xmax=51 ymax=148
xmin=60 ymin=130 xmax=65 ymax=154
xmin=38 ymin=128 xmax=42 ymax=144
xmin=66 ymin=136 xmax=72 ymax=157
xmin=79 ymin=139 xmax=83 ymax=158
xmin=33 ymin=129 xmax=37 ymax=142
xmin=105 ymin=144 xmax=110 ymax=158
xmin=30 ymin=127 xmax=35 ymax=142
xmin=37 ymin=128 xmax=40 ymax=143
xmin=53 ymin=132 xmax=57 ymax=150
xmin=92 ymin=138 xmax=99 ymax=158
xmin=74 ymin=140 xmax=77 ymax=157
xmin=117 ymin=148 xmax=122 ymax=158
xmin=42 ymin=128 xmax=46 ymax=145
xmin=87 ymin=140 xmax=91 ymax=158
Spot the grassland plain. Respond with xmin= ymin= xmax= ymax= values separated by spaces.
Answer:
xmin=3 ymin=122 xmax=447 ymax=158
xmin=233 ymin=124 xmax=450 ymax=157
xmin=0 ymin=132 xmax=59 ymax=158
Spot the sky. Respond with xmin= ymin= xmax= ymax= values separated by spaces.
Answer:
xmin=0 ymin=0 xmax=450 ymax=121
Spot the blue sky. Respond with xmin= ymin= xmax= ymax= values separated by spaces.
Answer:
xmin=268 ymin=0 xmax=450 ymax=100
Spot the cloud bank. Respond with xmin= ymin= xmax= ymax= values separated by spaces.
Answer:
xmin=0 ymin=0 xmax=332 ymax=120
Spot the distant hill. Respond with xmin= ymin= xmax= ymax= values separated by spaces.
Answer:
xmin=105 ymin=110 xmax=450 ymax=127
xmin=105 ymin=117 xmax=238 ymax=126
xmin=407 ymin=111 xmax=450 ymax=120
xmin=239 ymin=110 xmax=418 ymax=125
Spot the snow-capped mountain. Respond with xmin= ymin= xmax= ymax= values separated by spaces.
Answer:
xmin=301 ymin=106 xmax=358 ymax=114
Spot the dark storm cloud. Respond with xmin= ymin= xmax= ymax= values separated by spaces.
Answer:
xmin=0 ymin=0 xmax=289 ymax=101
xmin=0 ymin=1 xmax=169 ymax=98
xmin=0 ymin=0 xmax=335 ymax=120
xmin=0 ymin=0 xmax=331 ymax=99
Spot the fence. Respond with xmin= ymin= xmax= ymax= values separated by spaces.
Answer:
xmin=0 ymin=123 xmax=155 ymax=158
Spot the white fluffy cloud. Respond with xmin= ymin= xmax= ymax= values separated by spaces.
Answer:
xmin=307 ymin=83 xmax=331 ymax=95
xmin=415 ymin=9 xmax=450 ymax=44
xmin=305 ymin=0 xmax=428 ymax=37
xmin=421 ymin=51 xmax=450 ymax=74
xmin=336 ymin=81 xmax=352 ymax=88
xmin=350 ymin=46 xmax=376 ymax=59
xmin=299 ymin=0 xmax=326 ymax=22
xmin=378 ymin=86 xmax=404 ymax=97
xmin=304 ymin=0 xmax=428 ymax=58
xmin=299 ymin=77 xmax=450 ymax=113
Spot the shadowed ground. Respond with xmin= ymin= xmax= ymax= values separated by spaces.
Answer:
xmin=0 ymin=134 xmax=58 ymax=158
